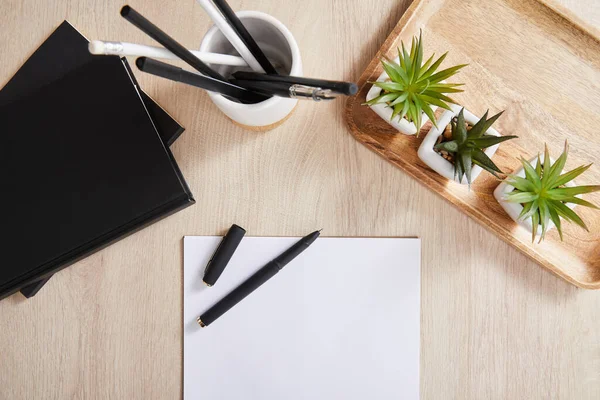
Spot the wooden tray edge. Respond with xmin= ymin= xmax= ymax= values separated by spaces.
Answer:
xmin=344 ymin=0 xmax=600 ymax=290
xmin=535 ymin=0 xmax=600 ymax=43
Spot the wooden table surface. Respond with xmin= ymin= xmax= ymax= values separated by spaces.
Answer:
xmin=1 ymin=0 xmax=599 ymax=399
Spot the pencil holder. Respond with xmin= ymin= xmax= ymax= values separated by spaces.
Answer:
xmin=199 ymin=11 xmax=302 ymax=131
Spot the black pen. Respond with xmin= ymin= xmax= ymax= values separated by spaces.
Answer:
xmin=120 ymin=5 xmax=228 ymax=82
xmin=198 ymin=230 xmax=321 ymax=327
xmin=211 ymin=0 xmax=278 ymax=74
xmin=231 ymin=79 xmax=339 ymax=101
xmin=232 ymin=71 xmax=358 ymax=96
xmin=136 ymin=58 xmax=267 ymax=104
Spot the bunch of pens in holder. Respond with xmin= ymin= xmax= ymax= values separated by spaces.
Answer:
xmin=90 ymin=2 xmax=358 ymax=131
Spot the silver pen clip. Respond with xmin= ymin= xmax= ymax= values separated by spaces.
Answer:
xmin=288 ymin=85 xmax=338 ymax=101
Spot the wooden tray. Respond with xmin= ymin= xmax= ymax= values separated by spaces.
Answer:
xmin=345 ymin=0 xmax=600 ymax=288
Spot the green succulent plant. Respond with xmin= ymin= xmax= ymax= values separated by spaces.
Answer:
xmin=364 ymin=31 xmax=466 ymax=134
xmin=505 ymin=141 xmax=600 ymax=243
xmin=434 ymin=108 xmax=517 ymax=185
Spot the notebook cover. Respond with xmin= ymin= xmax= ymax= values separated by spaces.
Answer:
xmin=4 ymin=21 xmax=186 ymax=297
xmin=18 ymin=276 xmax=52 ymax=298
xmin=0 ymin=56 xmax=194 ymax=300
xmin=0 ymin=20 xmax=184 ymax=146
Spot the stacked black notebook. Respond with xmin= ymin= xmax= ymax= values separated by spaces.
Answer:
xmin=0 ymin=22 xmax=194 ymax=300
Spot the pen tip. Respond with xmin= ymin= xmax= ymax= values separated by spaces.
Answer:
xmin=120 ymin=5 xmax=131 ymax=17
xmin=348 ymin=83 xmax=359 ymax=95
xmin=135 ymin=57 xmax=146 ymax=70
xmin=318 ymin=229 xmax=323 ymax=233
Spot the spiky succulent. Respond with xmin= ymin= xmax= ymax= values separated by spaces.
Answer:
xmin=434 ymin=108 xmax=517 ymax=185
xmin=505 ymin=141 xmax=600 ymax=243
xmin=365 ymin=31 xmax=466 ymax=134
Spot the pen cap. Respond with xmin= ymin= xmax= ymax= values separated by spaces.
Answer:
xmin=203 ymin=224 xmax=246 ymax=286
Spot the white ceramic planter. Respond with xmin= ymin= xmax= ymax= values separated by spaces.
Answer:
xmin=199 ymin=11 xmax=302 ymax=130
xmin=493 ymin=155 xmax=578 ymax=235
xmin=417 ymin=105 xmax=502 ymax=185
xmin=365 ymin=57 xmax=437 ymax=135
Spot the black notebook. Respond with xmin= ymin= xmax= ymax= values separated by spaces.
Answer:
xmin=0 ymin=21 xmax=185 ymax=146
xmin=0 ymin=21 xmax=187 ymax=297
xmin=0 ymin=56 xmax=194 ymax=300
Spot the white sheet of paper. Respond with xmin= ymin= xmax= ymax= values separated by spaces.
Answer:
xmin=184 ymin=236 xmax=420 ymax=400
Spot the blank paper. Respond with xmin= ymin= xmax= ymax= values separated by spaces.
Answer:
xmin=184 ymin=236 xmax=420 ymax=399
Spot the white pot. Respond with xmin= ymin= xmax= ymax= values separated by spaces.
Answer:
xmin=417 ymin=105 xmax=502 ymax=185
xmin=493 ymin=155 xmax=577 ymax=236
xmin=199 ymin=11 xmax=302 ymax=129
xmin=365 ymin=57 xmax=437 ymax=135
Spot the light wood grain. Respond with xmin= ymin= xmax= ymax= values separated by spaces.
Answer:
xmin=549 ymin=0 xmax=600 ymax=38
xmin=0 ymin=0 xmax=599 ymax=399
xmin=346 ymin=0 xmax=600 ymax=289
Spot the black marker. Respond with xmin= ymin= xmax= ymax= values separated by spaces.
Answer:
xmin=211 ymin=0 xmax=278 ymax=74
xmin=136 ymin=58 xmax=266 ymax=104
xmin=232 ymin=71 xmax=358 ymax=96
xmin=198 ymin=230 xmax=321 ymax=327
xmin=231 ymin=79 xmax=338 ymax=101
xmin=121 ymin=5 xmax=227 ymax=82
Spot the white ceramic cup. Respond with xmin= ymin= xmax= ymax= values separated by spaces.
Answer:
xmin=199 ymin=11 xmax=302 ymax=130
